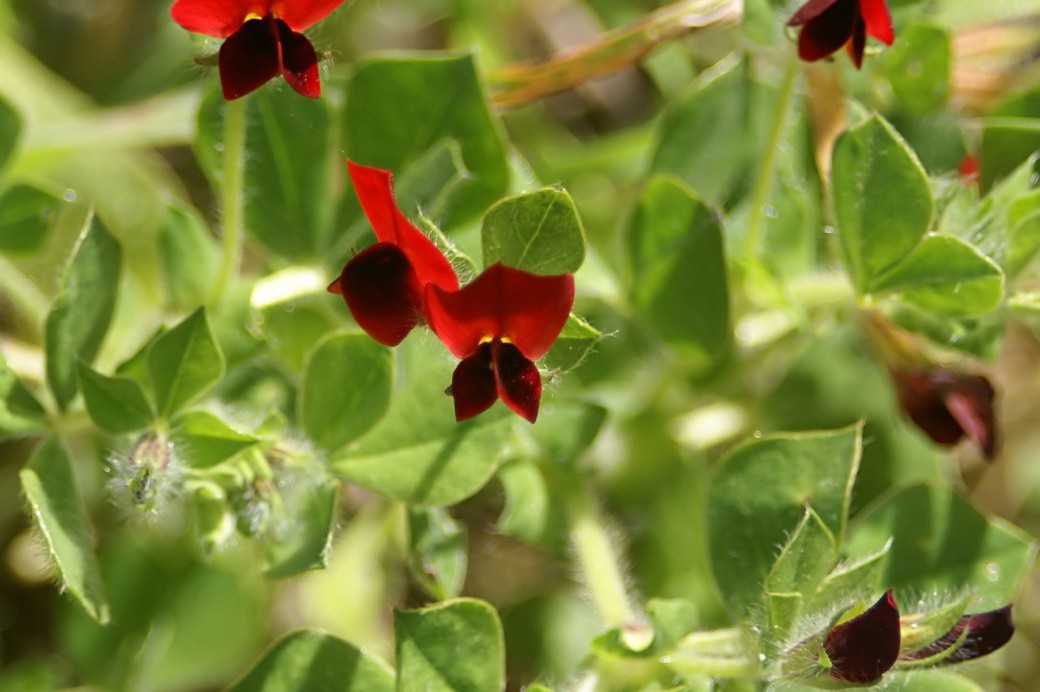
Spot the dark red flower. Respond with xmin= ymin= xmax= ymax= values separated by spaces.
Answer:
xmin=787 ymin=0 xmax=894 ymax=68
xmin=892 ymin=368 xmax=997 ymax=460
xmin=901 ymin=606 xmax=1014 ymax=664
xmin=958 ymin=153 xmax=981 ymax=187
xmin=824 ymin=590 xmax=901 ymax=684
xmin=170 ymin=0 xmax=345 ymax=99
xmin=423 ymin=263 xmax=574 ymax=423
xmin=329 ymin=162 xmax=459 ymax=346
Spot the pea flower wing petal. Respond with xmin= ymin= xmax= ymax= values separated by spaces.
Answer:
xmin=860 ymin=0 xmax=894 ymax=44
xmin=276 ymin=19 xmax=321 ymax=98
xmin=329 ymin=243 xmax=423 ymax=346
xmin=451 ymin=343 xmax=499 ymax=422
xmin=794 ymin=0 xmax=858 ymax=62
xmin=493 ymin=341 xmax=542 ymax=423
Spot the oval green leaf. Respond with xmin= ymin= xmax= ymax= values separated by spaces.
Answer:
xmin=298 ymin=332 xmax=392 ymax=453
xmin=481 ymin=187 xmax=586 ymax=275
xmin=147 ymin=307 xmax=225 ymax=418
xmin=171 ymin=410 xmax=258 ymax=468
xmin=0 ymin=183 xmax=61 ymax=254
xmin=77 ymin=363 xmax=155 ymax=435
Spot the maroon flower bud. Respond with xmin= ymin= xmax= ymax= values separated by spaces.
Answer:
xmin=892 ymin=368 xmax=997 ymax=460
xmin=824 ymin=590 xmax=901 ymax=684
xmin=902 ymin=606 xmax=1014 ymax=665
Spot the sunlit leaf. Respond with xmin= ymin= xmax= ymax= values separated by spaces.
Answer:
xmin=147 ymin=308 xmax=225 ymax=418
xmin=481 ymin=187 xmax=585 ymax=275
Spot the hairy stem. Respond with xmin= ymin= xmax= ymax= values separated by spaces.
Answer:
xmin=210 ymin=97 xmax=248 ymax=305
xmin=569 ymin=484 xmax=634 ymax=628
xmin=487 ymin=0 xmax=743 ymax=109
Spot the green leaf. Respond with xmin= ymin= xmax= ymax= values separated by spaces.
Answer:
xmin=844 ymin=484 xmax=1034 ymax=611
xmin=0 ymin=353 xmax=45 ymax=440
xmin=0 ymin=184 xmax=61 ymax=253
xmin=265 ymin=480 xmax=338 ymax=579
xmin=0 ymin=94 xmax=20 ymax=172
xmin=395 ymin=598 xmax=505 ymax=692
xmin=77 ymin=363 xmax=154 ymax=435
xmin=528 ymin=401 xmax=608 ymax=466
xmin=481 ymin=187 xmax=586 ymax=275
xmin=19 ymin=437 xmax=109 ymax=624
xmin=652 ymin=57 xmax=750 ymax=207
xmin=298 ymin=332 xmax=392 ymax=453
xmin=343 ymin=52 xmax=508 ymax=230
xmin=628 ymin=175 xmax=729 ymax=370
xmin=171 ymin=410 xmax=258 ymax=468
xmin=541 ymin=314 xmax=603 ymax=374
xmin=408 ymin=507 xmax=467 ymax=600
xmin=980 ymin=88 xmax=1040 ymax=190
xmin=1008 ymin=208 xmax=1040 ymax=278
xmin=147 ymin=308 xmax=225 ymax=418
xmin=160 ymin=204 xmax=218 ymax=310
xmin=197 ymin=88 xmax=334 ymax=258
xmin=886 ymin=669 xmax=984 ymax=691
xmin=497 ymin=460 xmax=555 ymax=546
xmin=45 ymin=214 xmax=121 ymax=410
xmin=832 ymin=115 xmax=933 ymax=292
xmin=811 ymin=541 xmax=891 ymax=610
xmin=330 ymin=348 xmax=514 ymax=507
xmin=228 ymin=630 xmax=393 ymax=692
xmin=707 ymin=425 xmax=861 ymax=615
xmin=765 ymin=507 xmax=838 ymax=598
xmin=871 ymin=235 xmax=1005 ymax=316
xmin=258 ymin=293 xmax=341 ymax=373
xmin=882 ymin=24 xmax=951 ymax=114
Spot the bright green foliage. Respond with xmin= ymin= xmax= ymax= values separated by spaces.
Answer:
xmin=395 ymin=598 xmax=505 ymax=692
xmin=980 ymin=87 xmax=1040 ymax=190
xmin=298 ymin=332 xmax=392 ymax=453
xmin=708 ymin=426 xmax=860 ymax=615
xmin=832 ymin=115 xmax=934 ymax=293
xmin=265 ymin=480 xmax=339 ymax=579
xmin=159 ymin=204 xmax=218 ymax=310
xmin=652 ymin=58 xmax=749 ymax=207
xmin=845 ymin=484 xmax=1035 ymax=611
xmin=198 ymin=88 xmax=334 ymax=259
xmin=147 ymin=307 xmax=225 ymax=418
xmin=481 ymin=187 xmax=586 ymax=274
xmin=0 ymin=352 xmax=45 ymax=439
xmin=344 ymin=52 xmax=508 ymax=230
xmin=408 ymin=506 xmax=467 ymax=599
xmin=45 ymin=214 xmax=121 ymax=409
xmin=629 ymin=175 xmax=730 ymax=370
xmin=77 ymin=363 xmax=154 ymax=434
xmin=0 ymin=184 xmax=61 ymax=253
xmin=229 ymin=630 xmax=394 ymax=692
xmin=542 ymin=314 xmax=603 ymax=373
xmin=882 ymin=24 xmax=951 ymax=114
xmin=171 ymin=410 xmax=258 ymax=468
xmin=20 ymin=437 xmax=109 ymax=624
xmin=0 ymin=94 xmax=19 ymax=172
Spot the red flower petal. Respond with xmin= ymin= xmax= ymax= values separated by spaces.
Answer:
xmin=272 ymin=0 xmax=345 ymax=31
xmin=860 ymin=0 xmax=894 ymax=45
xmin=171 ymin=0 xmax=261 ymax=38
xmin=346 ymin=162 xmax=459 ymax=293
xmin=451 ymin=343 xmax=498 ymax=422
xmin=493 ymin=341 xmax=542 ymax=423
xmin=423 ymin=263 xmax=574 ymax=361
xmin=330 ymin=243 xmax=424 ymax=346
xmin=894 ymin=369 xmax=997 ymax=460
xmin=943 ymin=374 xmax=998 ymax=460
xmin=275 ymin=19 xmax=320 ymax=98
xmin=787 ymin=0 xmax=840 ymax=26
xmin=795 ymin=0 xmax=858 ymax=63
xmin=902 ymin=606 xmax=1014 ymax=664
xmin=825 ymin=591 xmax=901 ymax=684
xmin=218 ymin=16 xmax=280 ymax=100
xmin=846 ymin=14 xmax=867 ymax=69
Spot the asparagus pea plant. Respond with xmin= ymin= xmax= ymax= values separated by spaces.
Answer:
xmin=2 ymin=0 xmax=1040 ymax=689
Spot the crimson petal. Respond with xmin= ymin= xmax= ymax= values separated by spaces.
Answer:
xmin=274 ymin=0 xmax=346 ymax=31
xmin=275 ymin=19 xmax=320 ymax=98
xmin=902 ymin=606 xmax=1014 ymax=664
xmin=795 ymin=0 xmax=858 ymax=63
xmin=894 ymin=369 xmax=997 ymax=460
xmin=451 ymin=343 xmax=498 ymax=422
xmin=787 ymin=0 xmax=841 ymax=26
xmin=846 ymin=15 xmax=867 ymax=69
xmin=825 ymin=591 xmax=901 ymax=684
xmin=493 ymin=341 xmax=542 ymax=423
xmin=346 ymin=162 xmax=459 ymax=292
xmin=218 ymin=17 xmax=280 ymax=100
xmin=860 ymin=0 xmax=895 ymax=45
xmin=424 ymin=264 xmax=574 ymax=361
xmin=330 ymin=243 xmax=423 ymax=346
xmin=943 ymin=374 xmax=997 ymax=460
xmin=171 ymin=0 xmax=256 ymax=38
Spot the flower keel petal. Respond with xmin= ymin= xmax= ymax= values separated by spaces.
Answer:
xmin=493 ymin=341 xmax=542 ymax=423
xmin=275 ymin=19 xmax=320 ymax=98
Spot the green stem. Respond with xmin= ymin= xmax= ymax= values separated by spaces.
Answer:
xmin=0 ymin=254 xmax=49 ymax=339
xmin=569 ymin=484 xmax=634 ymax=628
xmin=209 ymin=97 xmax=248 ymax=306
xmin=487 ymin=0 xmax=742 ymax=109
xmin=743 ymin=55 xmax=799 ymax=258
